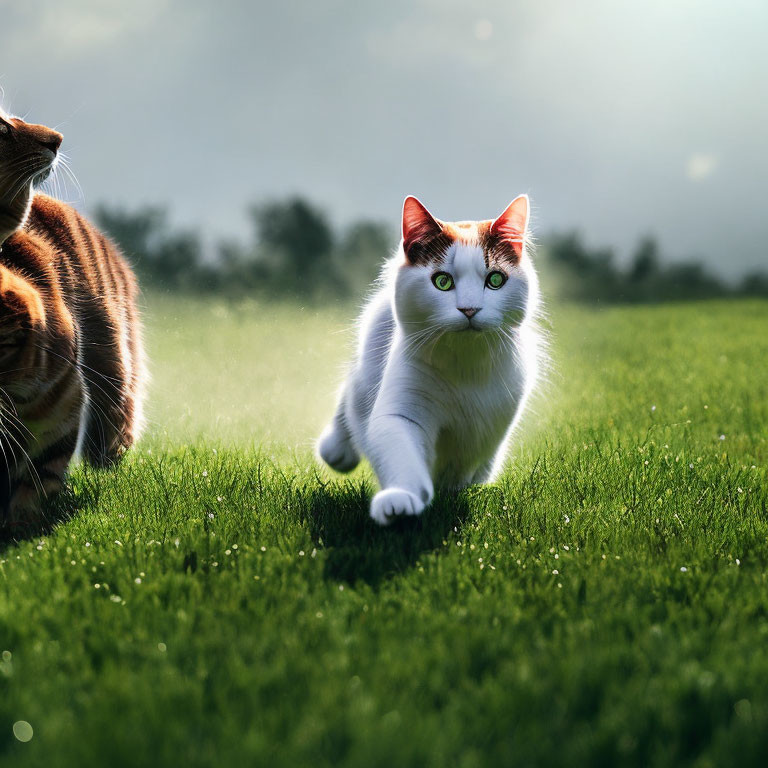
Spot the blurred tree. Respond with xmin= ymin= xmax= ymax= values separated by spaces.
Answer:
xmin=546 ymin=232 xmax=620 ymax=301
xmin=94 ymin=205 xmax=204 ymax=290
xmin=94 ymin=205 xmax=166 ymax=265
xmin=741 ymin=271 xmax=768 ymax=296
xmin=660 ymin=262 xmax=726 ymax=301
xmin=336 ymin=221 xmax=392 ymax=296
xmin=629 ymin=236 xmax=660 ymax=283
xmin=249 ymin=198 xmax=339 ymax=296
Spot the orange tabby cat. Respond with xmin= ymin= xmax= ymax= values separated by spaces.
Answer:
xmin=0 ymin=106 xmax=146 ymax=527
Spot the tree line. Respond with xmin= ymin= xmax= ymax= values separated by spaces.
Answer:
xmin=545 ymin=233 xmax=768 ymax=302
xmin=94 ymin=199 xmax=389 ymax=299
xmin=93 ymin=197 xmax=768 ymax=302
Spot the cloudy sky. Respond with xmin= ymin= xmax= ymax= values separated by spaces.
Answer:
xmin=1 ymin=0 xmax=766 ymax=275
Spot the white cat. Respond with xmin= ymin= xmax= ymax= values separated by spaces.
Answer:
xmin=318 ymin=195 xmax=542 ymax=525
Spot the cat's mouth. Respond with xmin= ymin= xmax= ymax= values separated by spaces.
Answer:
xmin=32 ymin=154 xmax=57 ymax=186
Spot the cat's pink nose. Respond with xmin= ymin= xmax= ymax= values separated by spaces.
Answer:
xmin=458 ymin=307 xmax=480 ymax=319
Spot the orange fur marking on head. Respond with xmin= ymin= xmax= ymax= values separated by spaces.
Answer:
xmin=400 ymin=196 xmax=530 ymax=268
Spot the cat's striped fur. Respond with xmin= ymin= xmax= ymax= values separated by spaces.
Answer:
xmin=0 ymin=109 xmax=145 ymax=527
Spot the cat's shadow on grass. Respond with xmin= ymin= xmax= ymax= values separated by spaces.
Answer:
xmin=1 ymin=474 xmax=487 ymax=589
xmin=303 ymin=481 xmax=477 ymax=587
xmin=0 ymin=488 xmax=80 ymax=549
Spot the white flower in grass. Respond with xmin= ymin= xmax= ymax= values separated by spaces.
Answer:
xmin=13 ymin=721 xmax=33 ymax=742
xmin=680 ymin=567 xmax=688 ymax=572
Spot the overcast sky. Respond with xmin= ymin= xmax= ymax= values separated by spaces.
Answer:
xmin=1 ymin=0 xmax=766 ymax=275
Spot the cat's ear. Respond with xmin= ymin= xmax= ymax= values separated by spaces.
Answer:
xmin=402 ymin=196 xmax=442 ymax=262
xmin=490 ymin=194 xmax=529 ymax=259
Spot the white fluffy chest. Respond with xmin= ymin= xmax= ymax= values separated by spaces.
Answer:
xmin=375 ymin=345 xmax=527 ymax=483
xmin=432 ymin=371 xmax=524 ymax=479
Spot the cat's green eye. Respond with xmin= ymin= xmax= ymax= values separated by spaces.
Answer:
xmin=486 ymin=271 xmax=507 ymax=290
xmin=432 ymin=272 xmax=454 ymax=291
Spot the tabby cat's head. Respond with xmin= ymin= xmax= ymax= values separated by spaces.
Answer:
xmin=394 ymin=195 xmax=537 ymax=337
xmin=0 ymin=106 xmax=62 ymax=245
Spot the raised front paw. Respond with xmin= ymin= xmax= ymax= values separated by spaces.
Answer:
xmin=370 ymin=488 xmax=426 ymax=526
xmin=317 ymin=425 xmax=360 ymax=473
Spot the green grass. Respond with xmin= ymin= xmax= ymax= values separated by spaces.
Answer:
xmin=1 ymin=296 xmax=767 ymax=767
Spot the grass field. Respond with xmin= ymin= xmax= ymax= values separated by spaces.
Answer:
xmin=1 ymin=295 xmax=767 ymax=767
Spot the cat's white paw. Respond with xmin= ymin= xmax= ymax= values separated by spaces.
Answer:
xmin=317 ymin=425 xmax=360 ymax=473
xmin=370 ymin=488 xmax=425 ymax=525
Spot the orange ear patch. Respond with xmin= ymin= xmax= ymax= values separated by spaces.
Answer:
xmin=490 ymin=195 xmax=529 ymax=259
xmin=402 ymin=196 xmax=441 ymax=250
xmin=401 ymin=196 xmax=454 ymax=266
